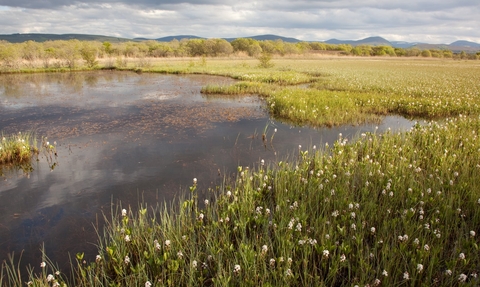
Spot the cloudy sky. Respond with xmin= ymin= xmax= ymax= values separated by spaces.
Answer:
xmin=0 ymin=0 xmax=479 ymax=44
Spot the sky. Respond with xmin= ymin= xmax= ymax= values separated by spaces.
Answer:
xmin=0 ymin=0 xmax=479 ymax=44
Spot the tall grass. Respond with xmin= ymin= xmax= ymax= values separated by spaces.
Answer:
xmin=8 ymin=115 xmax=479 ymax=286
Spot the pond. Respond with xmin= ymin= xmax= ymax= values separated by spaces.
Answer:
xmin=0 ymin=71 xmax=416 ymax=272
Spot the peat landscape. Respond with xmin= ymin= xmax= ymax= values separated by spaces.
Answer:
xmin=0 ymin=54 xmax=479 ymax=286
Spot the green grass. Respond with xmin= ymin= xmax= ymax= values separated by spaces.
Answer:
xmin=0 ymin=133 xmax=58 ymax=175
xmin=0 ymin=132 xmax=38 ymax=167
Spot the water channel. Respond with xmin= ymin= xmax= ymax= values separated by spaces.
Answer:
xmin=0 ymin=71 xmax=416 ymax=272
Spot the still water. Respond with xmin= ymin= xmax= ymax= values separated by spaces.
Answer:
xmin=0 ymin=71 xmax=415 ymax=271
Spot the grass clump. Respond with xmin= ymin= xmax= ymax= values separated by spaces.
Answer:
xmin=0 ymin=132 xmax=58 ymax=175
xmin=0 ymin=132 xmax=38 ymax=167
xmin=12 ymin=115 xmax=480 ymax=286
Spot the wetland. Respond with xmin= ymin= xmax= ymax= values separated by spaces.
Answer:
xmin=0 ymin=71 xmax=415 ymax=272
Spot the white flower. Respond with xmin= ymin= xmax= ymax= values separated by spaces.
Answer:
xmin=285 ymin=268 xmax=293 ymax=277
xmin=403 ymin=271 xmax=409 ymax=280
xmin=458 ymin=273 xmax=467 ymax=282
xmin=424 ymin=244 xmax=430 ymax=251
xmin=398 ymin=234 xmax=409 ymax=242
xmin=382 ymin=270 xmax=388 ymax=277
xmin=145 ymin=281 xmax=152 ymax=287
xmin=373 ymin=279 xmax=381 ymax=286
xmin=340 ymin=254 xmax=346 ymax=262
xmin=198 ymin=213 xmax=204 ymax=220
xmin=269 ymin=258 xmax=276 ymax=267
xmin=322 ymin=250 xmax=329 ymax=258
xmin=40 ymin=262 xmax=46 ymax=268
xmin=154 ymin=239 xmax=161 ymax=250
xmin=370 ymin=227 xmax=376 ymax=234
xmin=165 ymin=240 xmax=171 ymax=248
xmin=177 ymin=251 xmax=184 ymax=259
xmin=96 ymin=255 xmax=102 ymax=262
xmin=124 ymin=235 xmax=131 ymax=242
xmin=47 ymin=274 xmax=54 ymax=282
xmin=296 ymin=222 xmax=302 ymax=232
xmin=226 ymin=190 xmax=232 ymax=197
xmin=445 ymin=269 xmax=452 ymax=276
xmin=470 ymin=230 xmax=476 ymax=237
xmin=260 ymin=159 xmax=265 ymax=166
xmin=204 ymin=199 xmax=209 ymax=205
xmin=417 ymin=264 xmax=424 ymax=273
xmin=124 ymin=256 xmax=130 ymax=265
xmin=193 ymin=178 xmax=197 ymax=184
xmin=459 ymin=252 xmax=465 ymax=260
xmin=192 ymin=260 xmax=198 ymax=268
xmin=261 ymin=244 xmax=268 ymax=254
xmin=234 ymin=264 xmax=241 ymax=274
xmin=53 ymin=282 xmax=60 ymax=287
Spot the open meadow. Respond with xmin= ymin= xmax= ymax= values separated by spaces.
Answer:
xmin=1 ymin=55 xmax=480 ymax=286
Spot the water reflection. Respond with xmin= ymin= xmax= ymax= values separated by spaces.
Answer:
xmin=0 ymin=71 xmax=416 ymax=273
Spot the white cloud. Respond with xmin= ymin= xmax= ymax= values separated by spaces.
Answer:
xmin=0 ymin=0 xmax=478 ymax=43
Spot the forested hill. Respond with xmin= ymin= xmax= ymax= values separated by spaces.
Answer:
xmin=1 ymin=33 xmax=479 ymax=52
xmin=0 ymin=33 xmax=132 ymax=43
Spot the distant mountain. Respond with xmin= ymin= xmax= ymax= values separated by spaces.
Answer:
xmin=325 ymin=36 xmax=391 ymax=46
xmin=449 ymin=40 xmax=480 ymax=48
xmin=155 ymin=35 xmax=204 ymax=42
xmin=325 ymin=36 xmax=480 ymax=52
xmin=390 ymin=41 xmax=424 ymax=49
xmin=153 ymin=34 xmax=301 ymax=43
xmin=223 ymin=34 xmax=301 ymax=43
xmin=0 ymin=33 xmax=132 ymax=43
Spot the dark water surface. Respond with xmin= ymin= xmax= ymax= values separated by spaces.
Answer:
xmin=0 ymin=71 xmax=416 ymax=272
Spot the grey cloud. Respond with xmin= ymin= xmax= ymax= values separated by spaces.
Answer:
xmin=0 ymin=0 xmax=230 ymax=9
xmin=0 ymin=0 xmax=479 ymax=43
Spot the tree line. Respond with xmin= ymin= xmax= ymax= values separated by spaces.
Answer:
xmin=1 ymin=38 xmax=479 ymax=70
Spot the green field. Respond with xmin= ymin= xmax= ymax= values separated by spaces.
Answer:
xmin=2 ymin=56 xmax=480 ymax=286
